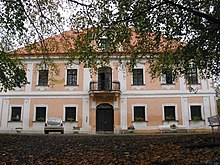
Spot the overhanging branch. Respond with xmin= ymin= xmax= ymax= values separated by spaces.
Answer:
xmin=164 ymin=0 xmax=220 ymax=25
xmin=68 ymin=0 xmax=91 ymax=7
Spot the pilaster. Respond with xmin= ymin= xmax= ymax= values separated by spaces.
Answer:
xmin=1 ymin=98 xmax=9 ymax=129
xmin=181 ymin=97 xmax=189 ymax=126
xmin=23 ymin=98 xmax=31 ymax=130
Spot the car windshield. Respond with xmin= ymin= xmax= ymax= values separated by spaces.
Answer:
xmin=47 ymin=118 xmax=61 ymax=125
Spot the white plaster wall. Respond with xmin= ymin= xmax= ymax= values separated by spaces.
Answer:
xmin=189 ymin=121 xmax=206 ymax=129
xmin=210 ymin=95 xmax=217 ymax=116
xmin=133 ymin=122 xmax=148 ymax=130
xmin=0 ymin=98 xmax=2 ymax=127
xmin=181 ymin=97 xmax=189 ymax=127
xmin=64 ymin=122 xmax=78 ymax=132
xmin=32 ymin=122 xmax=45 ymax=132
xmin=203 ymin=96 xmax=211 ymax=128
xmin=1 ymin=98 xmax=9 ymax=129
xmin=120 ymin=97 xmax=127 ymax=130
xmin=118 ymin=64 xmax=127 ymax=92
xmin=180 ymin=77 xmax=187 ymax=91
xmin=83 ymin=68 xmax=91 ymax=92
xmin=23 ymin=98 xmax=31 ymax=130
xmin=7 ymin=122 xmax=23 ymax=131
xmin=82 ymin=98 xmax=90 ymax=132
xmin=26 ymin=63 xmax=33 ymax=92
xmin=201 ymin=79 xmax=208 ymax=90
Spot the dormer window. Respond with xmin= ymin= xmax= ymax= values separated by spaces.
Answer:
xmin=188 ymin=64 xmax=198 ymax=84
xmin=99 ymin=36 xmax=109 ymax=51
xmin=188 ymin=68 xmax=198 ymax=84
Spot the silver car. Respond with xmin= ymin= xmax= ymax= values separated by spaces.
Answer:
xmin=44 ymin=118 xmax=64 ymax=134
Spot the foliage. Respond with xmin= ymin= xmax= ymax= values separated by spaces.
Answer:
xmin=170 ymin=124 xmax=177 ymax=129
xmin=192 ymin=116 xmax=202 ymax=122
xmin=67 ymin=0 xmax=220 ymax=82
xmin=67 ymin=117 xmax=75 ymax=122
xmin=36 ymin=117 xmax=45 ymax=122
xmin=0 ymin=0 xmax=64 ymax=91
xmin=134 ymin=117 xmax=145 ymax=122
xmin=1 ymin=0 xmax=220 ymax=91
xmin=0 ymin=51 xmax=28 ymax=92
xmin=217 ymin=99 xmax=220 ymax=115
xmin=127 ymin=125 xmax=135 ymax=130
xmin=165 ymin=116 xmax=175 ymax=121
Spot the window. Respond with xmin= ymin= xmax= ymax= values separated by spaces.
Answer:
xmin=98 ymin=67 xmax=112 ymax=90
xmin=133 ymin=69 xmax=144 ymax=85
xmin=38 ymin=70 xmax=49 ymax=86
xmin=164 ymin=106 xmax=176 ymax=121
xmin=162 ymin=70 xmax=174 ymax=84
xmin=67 ymin=69 xmax=77 ymax=86
xmin=11 ymin=107 xmax=22 ymax=121
xmin=190 ymin=105 xmax=202 ymax=120
xmin=188 ymin=66 xmax=198 ymax=84
xmin=99 ymin=36 xmax=109 ymax=51
xmin=134 ymin=106 xmax=145 ymax=121
xmin=35 ymin=107 xmax=46 ymax=121
xmin=65 ymin=107 xmax=76 ymax=122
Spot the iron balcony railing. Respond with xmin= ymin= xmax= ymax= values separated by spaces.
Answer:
xmin=90 ymin=81 xmax=120 ymax=91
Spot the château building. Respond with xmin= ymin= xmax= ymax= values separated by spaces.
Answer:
xmin=0 ymin=30 xmax=217 ymax=133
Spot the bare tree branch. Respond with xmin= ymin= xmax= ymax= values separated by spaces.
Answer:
xmin=19 ymin=1 xmax=46 ymax=51
xmin=68 ymin=0 xmax=91 ymax=7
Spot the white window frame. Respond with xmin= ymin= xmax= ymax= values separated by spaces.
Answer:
xmin=131 ymin=64 xmax=145 ymax=85
xmin=98 ymin=35 xmax=108 ymax=51
xmin=65 ymin=65 xmax=79 ymax=86
xmin=132 ymin=104 xmax=148 ymax=121
xmin=161 ymin=73 xmax=174 ymax=84
xmin=37 ymin=70 xmax=49 ymax=86
xmin=63 ymin=104 xmax=78 ymax=122
xmin=188 ymin=104 xmax=204 ymax=120
xmin=9 ymin=105 xmax=23 ymax=121
xmin=33 ymin=104 xmax=48 ymax=121
xmin=36 ymin=64 xmax=49 ymax=86
xmin=162 ymin=104 xmax=178 ymax=121
xmin=187 ymin=62 xmax=201 ymax=85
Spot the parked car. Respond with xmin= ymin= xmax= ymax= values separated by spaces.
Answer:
xmin=44 ymin=118 xmax=64 ymax=134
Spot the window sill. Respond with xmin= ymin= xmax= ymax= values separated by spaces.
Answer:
xmin=8 ymin=121 xmax=22 ymax=122
xmin=36 ymin=85 xmax=49 ymax=87
xmin=189 ymin=119 xmax=204 ymax=122
xmin=64 ymin=121 xmax=78 ymax=123
xmin=163 ymin=120 xmax=178 ymax=122
xmin=132 ymin=121 xmax=147 ymax=123
xmin=65 ymin=85 xmax=79 ymax=86
xmin=187 ymin=83 xmax=201 ymax=85
xmin=161 ymin=84 xmax=175 ymax=90
xmin=14 ymin=86 xmax=25 ymax=91
xmin=36 ymin=85 xmax=49 ymax=91
xmin=131 ymin=84 xmax=145 ymax=86
xmin=64 ymin=85 xmax=79 ymax=91
xmin=131 ymin=85 xmax=145 ymax=90
xmin=33 ymin=121 xmax=45 ymax=122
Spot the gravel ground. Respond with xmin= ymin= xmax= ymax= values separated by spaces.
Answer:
xmin=0 ymin=133 xmax=220 ymax=164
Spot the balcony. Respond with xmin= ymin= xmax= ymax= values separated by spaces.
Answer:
xmin=89 ymin=81 xmax=121 ymax=97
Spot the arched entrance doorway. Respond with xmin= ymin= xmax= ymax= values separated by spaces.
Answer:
xmin=96 ymin=103 xmax=114 ymax=132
